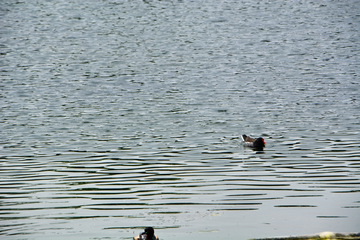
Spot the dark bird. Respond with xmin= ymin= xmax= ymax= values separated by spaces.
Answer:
xmin=133 ymin=227 xmax=159 ymax=240
xmin=241 ymin=135 xmax=266 ymax=149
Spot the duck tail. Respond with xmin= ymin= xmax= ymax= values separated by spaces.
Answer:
xmin=241 ymin=135 xmax=247 ymax=142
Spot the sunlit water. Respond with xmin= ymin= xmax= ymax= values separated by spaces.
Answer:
xmin=1 ymin=1 xmax=359 ymax=239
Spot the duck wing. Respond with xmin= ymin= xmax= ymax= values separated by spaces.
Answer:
xmin=241 ymin=134 xmax=255 ymax=143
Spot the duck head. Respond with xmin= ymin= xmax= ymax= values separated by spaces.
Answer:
xmin=143 ymin=227 xmax=155 ymax=240
xmin=254 ymin=137 xmax=266 ymax=148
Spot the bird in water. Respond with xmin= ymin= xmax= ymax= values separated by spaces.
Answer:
xmin=133 ymin=227 xmax=159 ymax=240
xmin=241 ymin=134 xmax=266 ymax=149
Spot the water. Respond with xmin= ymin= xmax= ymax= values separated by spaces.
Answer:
xmin=1 ymin=1 xmax=360 ymax=239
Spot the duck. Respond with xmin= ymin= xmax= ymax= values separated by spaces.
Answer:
xmin=133 ymin=227 xmax=159 ymax=240
xmin=241 ymin=134 xmax=265 ymax=149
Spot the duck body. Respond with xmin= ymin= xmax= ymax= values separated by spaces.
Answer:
xmin=133 ymin=235 xmax=158 ymax=240
xmin=133 ymin=227 xmax=159 ymax=240
xmin=241 ymin=135 xmax=265 ymax=149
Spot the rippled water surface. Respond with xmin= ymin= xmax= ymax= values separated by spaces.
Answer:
xmin=1 ymin=1 xmax=360 ymax=239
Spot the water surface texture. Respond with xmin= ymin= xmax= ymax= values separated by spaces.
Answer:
xmin=1 ymin=1 xmax=360 ymax=240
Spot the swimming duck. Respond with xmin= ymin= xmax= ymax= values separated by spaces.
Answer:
xmin=133 ymin=227 xmax=159 ymax=240
xmin=241 ymin=134 xmax=265 ymax=149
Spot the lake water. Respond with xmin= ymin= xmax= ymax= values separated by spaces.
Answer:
xmin=1 ymin=1 xmax=360 ymax=239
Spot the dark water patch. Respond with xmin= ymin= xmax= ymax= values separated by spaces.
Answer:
xmin=223 ymin=183 xmax=291 ymax=187
xmin=40 ymin=215 xmax=113 ymax=220
xmin=220 ymin=197 xmax=282 ymax=201
xmin=0 ymin=205 xmax=82 ymax=211
xmin=316 ymin=215 xmax=347 ymax=218
xmin=149 ymin=211 xmax=182 ymax=214
xmin=331 ymin=190 xmax=360 ymax=193
xmin=278 ymin=174 xmax=354 ymax=179
xmin=85 ymin=207 xmax=149 ymax=211
xmin=275 ymin=205 xmax=317 ymax=208
xmin=226 ymin=193 xmax=267 ymax=197
xmin=210 ymin=208 xmax=259 ymax=211
xmin=0 ymin=216 xmax=31 ymax=221
xmin=285 ymin=195 xmax=323 ymax=198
